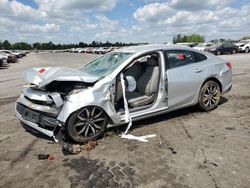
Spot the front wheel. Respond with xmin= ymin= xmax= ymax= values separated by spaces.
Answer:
xmin=67 ymin=106 xmax=108 ymax=143
xmin=198 ymin=81 xmax=221 ymax=111
xmin=232 ymin=49 xmax=236 ymax=54
xmin=216 ymin=50 xmax=221 ymax=55
xmin=245 ymin=47 xmax=249 ymax=53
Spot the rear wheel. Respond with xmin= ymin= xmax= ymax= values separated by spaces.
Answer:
xmin=198 ymin=81 xmax=221 ymax=111
xmin=67 ymin=106 xmax=108 ymax=143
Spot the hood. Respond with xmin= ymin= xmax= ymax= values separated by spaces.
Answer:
xmin=235 ymin=42 xmax=246 ymax=46
xmin=25 ymin=67 xmax=100 ymax=88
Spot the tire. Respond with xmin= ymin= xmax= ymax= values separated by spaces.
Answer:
xmin=198 ymin=81 xmax=221 ymax=111
xmin=245 ymin=47 xmax=249 ymax=53
xmin=232 ymin=49 xmax=236 ymax=54
xmin=67 ymin=106 xmax=108 ymax=143
xmin=216 ymin=50 xmax=221 ymax=55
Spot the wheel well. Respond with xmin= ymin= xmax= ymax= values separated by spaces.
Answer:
xmin=65 ymin=105 xmax=113 ymax=127
xmin=202 ymin=77 xmax=222 ymax=92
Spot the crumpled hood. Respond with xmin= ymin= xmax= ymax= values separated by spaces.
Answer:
xmin=25 ymin=67 xmax=100 ymax=88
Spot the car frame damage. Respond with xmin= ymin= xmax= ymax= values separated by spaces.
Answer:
xmin=15 ymin=67 xmax=121 ymax=141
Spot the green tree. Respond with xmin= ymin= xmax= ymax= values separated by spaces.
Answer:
xmin=242 ymin=36 xmax=250 ymax=40
xmin=173 ymin=34 xmax=205 ymax=43
xmin=2 ymin=40 xmax=11 ymax=49
xmin=12 ymin=42 xmax=32 ymax=50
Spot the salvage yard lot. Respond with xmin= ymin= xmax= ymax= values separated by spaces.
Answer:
xmin=0 ymin=52 xmax=249 ymax=188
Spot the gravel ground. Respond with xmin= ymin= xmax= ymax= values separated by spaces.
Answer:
xmin=0 ymin=52 xmax=249 ymax=188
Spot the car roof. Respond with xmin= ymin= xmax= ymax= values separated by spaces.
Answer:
xmin=115 ymin=44 xmax=193 ymax=54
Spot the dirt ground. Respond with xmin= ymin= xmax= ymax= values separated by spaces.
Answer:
xmin=0 ymin=52 xmax=249 ymax=188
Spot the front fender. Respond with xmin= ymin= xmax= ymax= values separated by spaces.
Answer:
xmin=57 ymin=83 xmax=121 ymax=126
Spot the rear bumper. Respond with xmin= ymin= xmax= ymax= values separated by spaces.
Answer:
xmin=220 ymin=69 xmax=233 ymax=95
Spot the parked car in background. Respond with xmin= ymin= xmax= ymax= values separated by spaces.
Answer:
xmin=12 ymin=50 xmax=25 ymax=58
xmin=193 ymin=43 xmax=213 ymax=51
xmin=0 ymin=54 xmax=8 ymax=66
xmin=0 ymin=51 xmax=17 ymax=63
xmin=205 ymin=42 xmax=238 ymax=55
xmin=176 ymin=42 xmax=198 ymax=47
xmin=15 ymin=44 xmax=232 ymax=143
xmin=235 ymin=40 xmax=250 ymax=53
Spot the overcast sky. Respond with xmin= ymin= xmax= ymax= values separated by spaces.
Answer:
xmin=0 ymin=0 xmax=249 ymax=44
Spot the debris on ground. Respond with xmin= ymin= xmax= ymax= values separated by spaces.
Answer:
xmin=82 ymin=141 xmax=98 ymax=152
xmin=121 ymin=134 xmax=157 ymax=142
xmin=38 ymin=154 xmax=55 ymax=160
xmin=38 ymin=154 xmax=49 ymax=160
xmin=60 ymin=141 xmax=98 ymax=154
xmin=225 ymin=127 xmax=236 ymax=130
xmin=54 ymin=128 xmax=98 ymax=154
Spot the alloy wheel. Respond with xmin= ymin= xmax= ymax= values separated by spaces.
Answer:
xmin=202 ymin=84 xmax=220 ymax=108
xmin=74 ymin=107 xmax=105 ymax=138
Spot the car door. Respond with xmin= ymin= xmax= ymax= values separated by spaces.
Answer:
xmin=165 ymin=50 xmax=208 ymax=109
xmin=224 ymin=43 xmax=232 ymax=53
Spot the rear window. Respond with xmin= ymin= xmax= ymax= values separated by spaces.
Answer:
xmin=164 ymin=50 xmax=207 ymax=69
xmin=193 ymin=51 xmax=207 ymax=62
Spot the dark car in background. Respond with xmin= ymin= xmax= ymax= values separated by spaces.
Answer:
xmin=205 ymin=42 xmax=238 ymax=55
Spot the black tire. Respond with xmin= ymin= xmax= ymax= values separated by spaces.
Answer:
xmin=216 ymin=50 xmax=221 ymax=55
xmin=198 ymin=81 xmax=221 ymax=111
xmin=245 ymin=47 xmax=249 ymax=53
xmin=67 ymin=106 xmax=108 ymax=143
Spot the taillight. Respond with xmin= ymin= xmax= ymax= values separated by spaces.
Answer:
xmin=226 ymin=62 xmax=232 ymax=69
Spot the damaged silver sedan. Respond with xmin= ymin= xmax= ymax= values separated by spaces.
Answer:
xmin=15 ymin=45 xmax=232 ymax=143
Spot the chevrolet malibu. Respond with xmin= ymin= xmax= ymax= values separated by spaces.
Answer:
xmin=15 ymin=45 xmax=232 ymax=143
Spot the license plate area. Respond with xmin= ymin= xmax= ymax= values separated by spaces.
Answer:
xmin=22 ymin=108 xmax=40 ymax=124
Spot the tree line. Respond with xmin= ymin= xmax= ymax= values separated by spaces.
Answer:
xmin=1 ymin=34 xmax=249 ymax=50
xmin=0 ymin=40 xmax=147 ymax=50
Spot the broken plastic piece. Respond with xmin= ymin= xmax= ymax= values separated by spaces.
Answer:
xmin=48 ymin=155 xmax=55 ymax=160
xmin=38 ymin=154 xmax=49 ymax=160
xmin=121 ymin=134 xmax=156 ymax=142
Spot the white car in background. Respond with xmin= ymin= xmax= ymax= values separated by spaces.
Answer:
xmin=235 ymin=40 xmax=250 ymax=53
xmin=0 ymin=54 xmax=8 ymax=66
xmin=193 ymin=43 xmax=213 ymax=51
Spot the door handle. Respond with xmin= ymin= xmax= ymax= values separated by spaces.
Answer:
xmin=194 ymin=68 xmax=203 ymax=73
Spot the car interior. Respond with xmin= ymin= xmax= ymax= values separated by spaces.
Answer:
xmin=115 ymin=53 xmax=160 ymax=112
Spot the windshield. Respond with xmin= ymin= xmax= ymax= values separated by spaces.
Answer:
xmin=81 ymin=52 xmax=132 ymax=77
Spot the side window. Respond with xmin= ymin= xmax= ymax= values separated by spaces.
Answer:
xmin=164 ymin=50 xmax=195 ymax=69
xmin=193 ymin=51 xmax=207 ymax=62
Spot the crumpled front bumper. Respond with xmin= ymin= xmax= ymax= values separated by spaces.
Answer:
xmin=15 ymin=103 xmax=55 ymax=137
xmin=15 ymin=88 xmax=63 ymax=137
